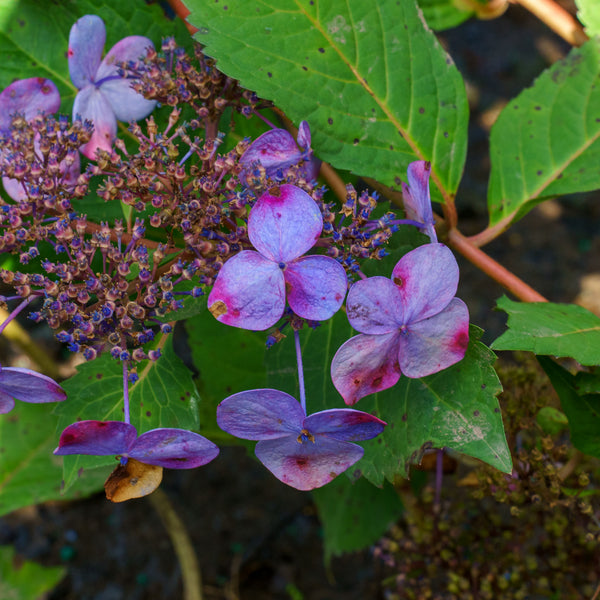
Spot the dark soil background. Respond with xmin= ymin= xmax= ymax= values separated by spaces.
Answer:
xmin=2 ymin=2 xmax=599 ymax=599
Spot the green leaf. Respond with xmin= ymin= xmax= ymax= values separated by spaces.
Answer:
xmin=0 ymin=402 xmax=106 ymax=517
xmin=188 ymin=0 xmax=468 ymax=201
xmin=491 ymin=296 xmax=600 ymax=366
xmin=186 ymin=310 xmax=267 ymax=442
xmin=576 ymin=0 xmax=600 ymax=35
xmin=266 ymin=315 xmax=511 ymax=485
xmin=536 ymin=406 xmax=568 ymax=435
xmin=0 ymin=0 xmax=191 ymax=112
xmin=312 ymin=477 xmax=403 ymax=560
xmin=538 ymin=357 xmax=600 ymax=459
xmin=488 ymin=38 xmax=600 ymax=230
xmin=418 ymin=0 xmax=474 ymax=31
xmin=0 ymin=545 xmax=65 ymax=600
xmin=54 ymin=337 xmax=200 ymax=492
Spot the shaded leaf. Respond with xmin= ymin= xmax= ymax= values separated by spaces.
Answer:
xmin=0 ymin=545 xmax=65 ymax=600
xmin=188 ymin=0 xmax=468 ymax=201
xmin=0 ymin=402 xmax=106 ymax=517
xmin=488 ymin=38 xmax=600 ymax=230
xmin=538 ymin=357 xmax=600 ymax=459
xmin=492 ymin=296 xmax=600 ymax=366
xmin=418 ymin=0 xmax=474 ymax=31
xmin=266 ymin=313 xmax=511 ymax=486
xmin=186 ymin=309 xmax=267 ymax=443
xmin=54 ymin=337 xmax=200 ymax=492
xmin=312 ymin=476 xmax=403 ymax=560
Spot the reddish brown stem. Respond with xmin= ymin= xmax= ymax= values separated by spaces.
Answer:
xmin=167 ymin=0 xmax=198 ymax=35
xmin=511 ymin=0 xmax=588 ymax=47
xmin=448 ymin=228 xmax=548 ymax=303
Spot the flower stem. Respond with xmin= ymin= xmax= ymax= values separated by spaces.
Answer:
xmin=294 ymin=329 xmax=307 ymax=414
xmin=0 ymin=296 xmax=37 ymax=337
xmin=447 ymin=228 xmax=548 ymax=302
xmin=123 ymin=360 xmax=131 ymax=425
xmin=512 ymin=0 xmax=588 ymax=47
xmin=149 ymin=488 xmax=203 ymax=600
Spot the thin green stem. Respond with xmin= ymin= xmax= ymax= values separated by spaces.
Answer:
xmin=149 ymin=488 xmax=203 ymax=600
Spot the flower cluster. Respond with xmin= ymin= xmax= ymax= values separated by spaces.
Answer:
xmin=0 ymin=13 xmax=470 ymax=497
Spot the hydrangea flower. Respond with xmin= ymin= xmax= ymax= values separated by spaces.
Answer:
xmin=0 ymin=78 xmax=80 ymax=201
xmin=239 ymin=120 xmax=320 ymax=183
xmin=208 ymin=184 xmax=347 ymax=330
xmin=402 ymin=161 xmax=437 ymax=243
xmin=54 ymin=420 xmax=219 ymax=469
xmin=0 ymin=364 xmax=67 ymax=414
xmin=217 ymin=389 xmax=385 ymax=490
xmin=331 ymin=243 xmax=470 ymax=405
xmin=68 ymin=14 xmax=156 ymax=158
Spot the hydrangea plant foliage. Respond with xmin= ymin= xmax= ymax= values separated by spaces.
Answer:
xmin=0 ymin=0 xmax=598 ymax=564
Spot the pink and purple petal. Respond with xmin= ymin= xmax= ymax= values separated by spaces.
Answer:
xmin=95 ymin=36 xmax=156 ymax=122
xmin=208 ymin=250 xmax=285 ymax=330
xmin=0 ymin=390 xmax=15 ymax=414
xmin=345 ymin=276 xmax=404 ymax=334
xmin=0 ymin=78 xmax=60 ymax=131
xmin=217 ymin=389 xmax=305 ymax=440
xmin=2 ymin=176 xmax=26 ymax=202
xmin=129 ymin=428 xmax=219 ymax=469
xmin=255 ymin=435 xmax=364 ymax=491
xmin=73 ymin=86 xmax=117 ymax=159
xmin=305 ymin=409 xmax=385 ymax=441
xmin=98 ymin=78 xmax=157 ymax=123
xmin=240 ymin=129 xmax=301 ymax=176
xmin=391 ymin=243 xmax=459 ymax=323
xmin=296 ymin=120 xmax=311 ymax=149
xmin=54 ymin=420 xmax=136 ymax=456
xmin=0 ymin=366 xmax=66 ymax=404
xmin=68 ymin=15 xmax=106 ymax=89
xmin=284 ymin=255 xmax=347 ymax=321
xmin=398 ymin=298 xmax=470 ymax=378
xmin=402 ymin=161 xmax=437 ymax=242
xmin=331 ymin=332 xmax=402 ymax=406
xmin=248 ymin=185 xmax=322 ymax=263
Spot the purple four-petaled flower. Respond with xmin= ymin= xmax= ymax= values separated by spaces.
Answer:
xmin=208 ymin=184 xmax=347 ymax=330
xmin=0 ymin=78 xmax=80 ymax=201
xmin=68 ymin=15 xmax=156 ymax=159
xmin=54 ymin=420 xmax=219 ymax=469
xmin=331 ymin=243 xmax=470 ymax=405
xmin=402 ymin=161 xmax=437 ymax=243
xmin=0 ymin=364 xmax=67 ymax=414
xmin=217 ymin=389 xmax=385 ymax=490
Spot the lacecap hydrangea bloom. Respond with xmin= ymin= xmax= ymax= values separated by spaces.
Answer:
xmin=331 ymin=243 xmax=470 ymax=405
xmin=68 ymin=14 xmax=156 ymax=158
xmin=217 ymin=388 xmax=385 ymax=490
xmin=54 ymin=420 xmax=219 ymax=469
xmin=0 ymin=363 xmax=66 ymax=414
xmin=208 ymin=184 xmax=347 ymax=330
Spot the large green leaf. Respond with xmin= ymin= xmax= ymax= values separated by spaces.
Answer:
xmin=0 ymin=545 xmax=65 ymax=600
xmin=492 ymin=296 xmax=600 ymax=366
xmin=576 ymin=0 xmax=600 ymax=36
xmin=488 ymin=38 xmax=600 ymax=230
xmin=538 ymin=357 xmax=600 ymax=459
xmin=186 ymin=310 xmax=267 ymax=442
xmin=0 ymin=401 xmax=106 ymax=516
xmin=312 ymin=476 xmax=403 ymax=560
xmin=54 ymin=337 xmax=200 ymax=491
xmin=187 ymin=0 xmax=468 ymax=201
xmin=266 ymin=314 xmax=511 ymax=485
